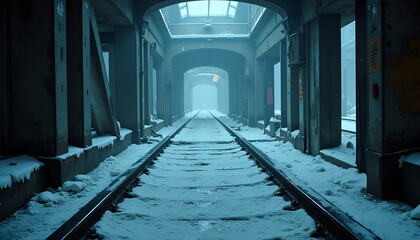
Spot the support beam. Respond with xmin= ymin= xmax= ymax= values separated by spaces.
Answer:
xmin=365 ymin=0 xmax=420 ymax=205
xmin=156 ymin=59 xmax=165 ymax=121
xmin=115 ymin=25 xmax=141 ymax=143
xmin=0 ymin=4 xmax=8 ymax=153
xmin=308 ymin=14 xmax=341 ymax=155
xmin=356 ymin=0 xmax=367 ymax=173
xmin=8 ymin=0 xmax=68 ymax=156
xmin=287 ymin=58 xmax=299 ymax=131
xmin=89 ymin=8 xmax=120 ymax=138
xmin=264 ymin=58 xmax=275 ymax=127
xmin=67 ymin=0 xmax=91 ymax=148
xmin=280 ymin=39 xmax=288 ymax=128
xmin=255 ymin=59 xmax=265 ymax=124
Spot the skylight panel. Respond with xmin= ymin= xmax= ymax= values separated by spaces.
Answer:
xmin=227 ymin=6 xmax=236 ymax=17
xmin=187 ymin=1 xmax=208 ymax=17
xmin=209 ymin=1 xmax=229 ymax=16
xmin=230 ymin=1 xmax=238 ymax=8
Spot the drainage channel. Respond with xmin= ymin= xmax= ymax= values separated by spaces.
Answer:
xmin=85 ymin=112 xmax=323 ymax=239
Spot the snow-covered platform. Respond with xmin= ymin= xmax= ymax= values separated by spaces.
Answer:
xmin=0 ymin=155 xmax=46 ymax=221
xmin=0 ymin=129 xmax=133 ymax=221
xmin=38 ymin=129 xmax=133 ymax=188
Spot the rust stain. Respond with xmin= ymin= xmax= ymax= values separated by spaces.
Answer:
xmin=390 ymin=37 xmax=420 ymax=112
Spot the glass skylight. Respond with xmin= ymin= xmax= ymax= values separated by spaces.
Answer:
xmin=179 ymin=1 xmax=239 ymax=19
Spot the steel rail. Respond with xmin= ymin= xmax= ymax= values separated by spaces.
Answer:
xmin=212 ymin=112 xmax=380 ymax=240
xmin=47 ymin=113 xmax=199 ymax=240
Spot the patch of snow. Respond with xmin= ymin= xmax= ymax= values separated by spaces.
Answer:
xmin=265 ymin=125 xmax=270 ymax=131
xmin=0 ymin=155 xmax=44 ymax=190
xmin=257 ymin=120 xmax=264 ymax=125
xmin=155 ymin=119 xmax=164 ymax=124
xmin=291 ymin=130 xmax=299 ymax=139
xmin=57 ymin=146 xmax=84 ymax=160
xmin=62 ymin=181 xmax=85 ymax=193
xmin=411 ymin=205 xmax=420 ymax=220
xmin=91 ymin=135 xmax=115 ymax=150
xmin=35 ymin=191 xmax=62 ymax=204
xmin=399 ymin=152 xmax=420 ymax=168
xmin=119 ymin=128 xmax=132 ymax=140
xmin=270 ymin=117 xmax=280 ymax=123
xmin=74 ymin=174 xmax=93 ymax=183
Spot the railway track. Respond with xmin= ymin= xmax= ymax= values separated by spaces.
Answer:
xmin=48 ymin=111 xmax=379 ymax=240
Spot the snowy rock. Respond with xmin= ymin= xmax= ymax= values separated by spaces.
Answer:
xmin=75 ymin=174 xmax=93 ymax=183
xmin=62 ymin=181 xmax=85 ymax=193
xmin=315 ymin=166 xmax=326 ymax=172
xmin=35 ymin=191 xmax=62 ymax=204
xmin=411 ymin=205 xmax=420 ymax=220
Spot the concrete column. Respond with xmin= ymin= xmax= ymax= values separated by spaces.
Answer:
xmin=8 ymin=0 xmax=68 ymax=156
xmin=287 ymin=54 xmax=299 ymax=131
xmin=356 ymin=0 xmax=368 ymax=173
xmin=248 ymin=69 xmax=257 ymax=127
xmin=280 ymin=39 xmax=288 ymax=128
xmin=156 ymin=59 xmax=165 ymax=120
xmin=115 ymin=25 xmax=141 ymax=143
xmin=264 ymin=58 xmax=275 ymax=127
xmin=165 ymin=83 xmax=172 ymax=126
xmin=365 ymin=0 xmax=420 ymax=205
xmin=142 ymin=40 xmax=151 ymax=126
xmin=255 ymin=59 xmax=265 ymax=123
xmin=308 ymin=14 xmax=341 ymax=155
xmin=66 ymin=0 xmax=91 ymax=148
xmin=0 ymin=4 xmax=8 ymax=153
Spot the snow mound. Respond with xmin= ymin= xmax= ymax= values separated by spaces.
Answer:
xmin=62 ymin=181 xmax=86 ymax=193
xmin=35 ymin=191 xmax=62 ymax=204
xmin=411 ymin=205 xmax=420 ymax=220
xmin=0 ymin=155 xmax=44 ymax=190
xmin=110 ymin=170 xmax=121 ymax=177
xmin=75 ymin=174 xmax=93 ymax=183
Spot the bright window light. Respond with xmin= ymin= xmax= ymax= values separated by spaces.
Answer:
xmin=209 ymin=1 xmax=229 ymax=16
xmin=187 ymin=1 xmax=208 ymax=17
xmin=178 ymin=1 xmax=239 ymax=18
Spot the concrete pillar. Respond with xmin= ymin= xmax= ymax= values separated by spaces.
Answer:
xmin=156 ymin=59 xmax=165 ymax=120
xmin=115 ymin=25 xmax=141 ymax=143
xmin=0 ymin=4 xmax=8 ymax=153
xmin=280 ymin=39 xmax=288 ymax=128
xmin=308 ymin=14 xmax=341 ymax=155
xmin=66 ymin=0 xmax=91 ymax=148
xmin=287 ymin=52 xmax=299 ymax=131
xmin=8 ymin=0 xmax=68 ymax=156
xmin=165 ymin=83 xmax=172 ymax=126
xmin=264 ymin=58 xmax=275 ymax=127
xmin=248 ymin=67 xmax=257 ymax=127
xmin=142 ymin=40 xmax=151 ymax=126
xmin=356 ymin=0 xmax=368 ymax=173
xmin=365 ymin=0 xmax=420 ymax=205
xmin=255 ymin=59 xmax=265 ymax=122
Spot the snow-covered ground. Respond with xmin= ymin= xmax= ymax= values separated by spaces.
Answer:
xmin=94 ymin=111 xmax=317 ymax=239
xmin=0 ymin=117 xmax=190 ymax=239
xmin=215 ymin=111 xmax=420 ymax=240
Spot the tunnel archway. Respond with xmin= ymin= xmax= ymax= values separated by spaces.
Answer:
xmin=184 ymin=67 xmax=229 ymax=113
xmin=171 ymin=48 xmax=246 ymax=119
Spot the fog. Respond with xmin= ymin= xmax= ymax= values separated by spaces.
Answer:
xmin=184 ymin=67 xmax=229 ymax=113
xmin=192 ymin=85 xmax=217 ymax=110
